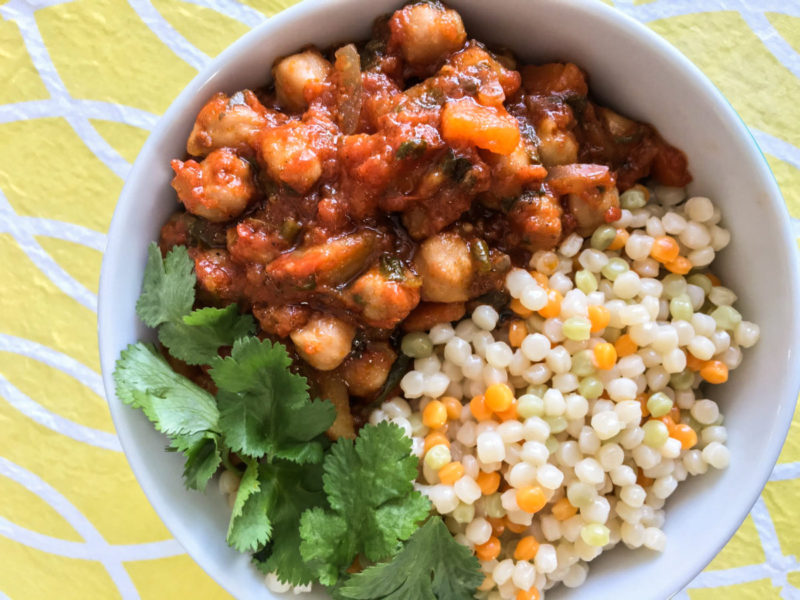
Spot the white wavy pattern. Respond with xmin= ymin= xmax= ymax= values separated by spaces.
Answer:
xmin=0 ymin=0 xmax=798 ymax=597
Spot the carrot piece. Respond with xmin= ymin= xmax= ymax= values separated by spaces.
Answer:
xmin=441 ymin=97 xmax=521 ymax=155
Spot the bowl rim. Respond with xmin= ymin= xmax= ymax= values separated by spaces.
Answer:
xmin=98 ymin=0 xmax=800 ymax=598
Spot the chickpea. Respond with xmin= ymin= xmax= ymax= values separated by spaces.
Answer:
xmin=390 ymin=2 xmax=466 ymax=66
xmin=414 ymin=232 xmax=473 ymax=302
xmin=186 ymin=91 xmax=269 ymax=157
xmin=290 ymin=313 xmax=355 ymax=371
xmin=273 ymin=49 xmax=332 ymax=112
xmin=347 ymin=266 xmax=421 ymax=329
xmin=258 ymin=121 xmax=323 ymax=193
xmin=537 ymin=117 xmax=579 ymax=166
xmin=338 ymin=342 xmax=397 ymax=398
xmin=170 ymin=148 xmax=255 ymax=223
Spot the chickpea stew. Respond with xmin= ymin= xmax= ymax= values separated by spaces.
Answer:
xmin=161 ymin=0 xmax=689 ymax=425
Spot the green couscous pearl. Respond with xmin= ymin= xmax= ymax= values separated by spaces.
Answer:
xmin=567 ymin=482 xmax=596 ymax=508
xmin=571 ymin=350 xmax=597 ymax=377
xmin=484 ymin=493 xmax=505 ymax=518
xmin=687 ymin=273 xmax=713 ymax=295
xmin=603 ymin=327 xmax=622 ymax=343
xmin=563 ymin=317 xmax=592 ymax=341
xmin=527 ymin=384 xmax=548 ymax=398
xmin=601 ymin=257 xmax=629 ymax=281
xmin=424 ymin=445 xmax=451 ymax=470
xmin=576 ymin=269 xmax=598 ymax=294
xmin=545 ymin=436 xmax=559 ymax=454
xmin=619 ymin=188 xmax=647 ymax=210
xmin=581 ymin=524 xmax=611 ymax=547
xmin=670 ymin=294 xmax=694 ymax=321
xmin=670 ymin=370 xmax=695 ymax=390
xmin=518 ymin=394 xmax=545 ymax=418
xmin=646 ymin=392 xmax=674 ymax=418
xmin=452 ymin=502 xmax=475 ymax=524
xmin=662 ymin=273 xmax=687 ymax=299
xmin=642 ymin=420 xmax=669 ymax=447
xmin=401 ymin=331 xmax=433 ymax=358
xmin=548 ymin=416 xmax=568 ymax=434
xmin=711 ymin=305 xmax=742 ymax=331
xmin=579 ymin=376 xmax=603 ymax=400
xmin=591 ymin=224 xmax=617 ymax=251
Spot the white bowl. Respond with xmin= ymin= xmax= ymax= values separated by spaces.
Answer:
xmin=98 ymin=0 xmax=800 ymax=598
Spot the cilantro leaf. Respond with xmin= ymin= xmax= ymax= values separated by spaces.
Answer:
xmin=335 ymin=517 xmax=483 ymax=600
xmin=178 ymin=433 xmax=222 ymax=491
xmin=113 ymin=342 xmax=219 ymax=436
xmin=299 ymin=422 xmax=431 ymax=585
xmin=252 ymin=460 xmax=326 ymax=586
xmin=136 ymin=243 xmax=195 ymax=328
xmin=227 ymin=459 xmax=272 ymax=552
xmin=210 ymin=338 xmax=336 ymax=461
xmin=159 ymin=304 xmax=256 ymax=366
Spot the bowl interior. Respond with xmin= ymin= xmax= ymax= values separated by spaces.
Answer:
xmin=98 ymin=0 xmax=800 ymax=598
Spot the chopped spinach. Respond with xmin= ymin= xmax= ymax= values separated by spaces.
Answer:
xmin=396 ymin=139 xmax=428 ymax=160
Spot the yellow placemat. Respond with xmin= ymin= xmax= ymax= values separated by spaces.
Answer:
xmin=0 ymin=0 xmax=798 ymax=598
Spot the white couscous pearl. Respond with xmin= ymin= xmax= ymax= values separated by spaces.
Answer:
xmin=691 ymin=399 xmax=720 ymax=425
xmin=466 ymin=518 xmax=492 ymax=545
xmin=400 ymin=370 xmax=425 ymax=398
xmin=486 ymin=342 xmax=514 ymax=368
xmin=607 ymin=377 xmax=638 ymax=402
xmin=643 ymin=527 xmax=667 ymax=551
xmin=473 ymin=305 xmax=500 ymax=330
xmin=521 ymin=333 xmax=550 ymax=362
xmin=537 ymin=463 xmax=564 ymax=489
xmin=702 ymin=442 xmax=730 ymax=469
xmin=513 ymin=559 xmax=537 ymax=590
xmin=477 ymin=431 xmax=506 ymax=463
xmin=685 ymin=196 xmax=714 ymax=222
xmin=535 ymin=544 xmax=558 ymax=574
xmin=492 ymin=559 xmax=515 ymax=586
xmin=454 ymin=476 xmax=482 ymax=504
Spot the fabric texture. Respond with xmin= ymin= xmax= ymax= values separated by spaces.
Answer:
xmin=0 ymin=0 xmax=798 ymax=598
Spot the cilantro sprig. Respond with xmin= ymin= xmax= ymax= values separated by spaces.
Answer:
xmin=299 ymin=422 xmax=432 ymax=585
xmin=137 ymin=243 xmax=257 ymax=365
xmin=335 ymin=517 xmax=484 ymax=600
xmin=113 ymin=242 xmax=484 ymax=597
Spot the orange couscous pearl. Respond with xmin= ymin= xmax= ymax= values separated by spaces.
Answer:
xmin=510 ymin=298 xmax=533 ymax=318
xmin=513 ymin=535 xmax=540 ymax=561
xmin=485 ymin=383 xmax=514 ymax=412
xmin=438 ymin=461 xmax=465 ymax=485
xmin=509 ymin=320 xmax=529 ymax=347
xmin=440 ymin=396 xmax=463 ymax=420
xmin=650 ymin=235 xmax=680 ymax=263
xmin=607 ymin=228 xmax=630 ymax=251
xmin=551 ymin=496 xmax=578 ymax=521
xmin=470 ymin=395 xmax=494 ymax=421
xmin=700 ymin=360 xmax=729 ymax=384
xmin=665 ymin=256 xmax=692 ymax=275
xmin=538 ymin=289 xmax=562 ymax=319
xmin=516 ymin=588 xmax=541 ymax=600
xmin=516 ymin=485 xmax=547 ymax=513
xmin=422 ymin=400 xmax=447 ymax=429
xmin=477 ymin=471 xmax=501 ymax=495
xmin=671 ymin=423 xmax=698 ymax=449
xmin=588 ymin=304 xmax=611 ymax=333
xmin=475 ymin=536 xmax=501 ymax=561
xmin=593 ymin=342 xmax=617 ymax=370
xmin=424 ymin=431 xmax=450 ymax=453
xmin=614 ymin=333 xmax=638 ymax=357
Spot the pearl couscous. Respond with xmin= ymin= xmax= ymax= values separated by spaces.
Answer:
xmin=369 ymin=186 xmax=758 ymax=600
